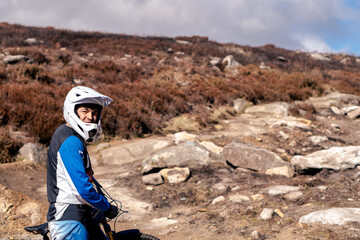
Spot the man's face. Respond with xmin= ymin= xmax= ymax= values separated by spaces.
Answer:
xmin=76 ymin=106 xmax=99 ymax=123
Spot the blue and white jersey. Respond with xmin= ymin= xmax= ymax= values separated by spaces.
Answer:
xmin=46 ymin=124 xmax=110 ymax=223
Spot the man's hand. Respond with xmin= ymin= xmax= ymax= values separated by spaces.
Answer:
xmin=104 ymin=204 xmax=118 ymax=219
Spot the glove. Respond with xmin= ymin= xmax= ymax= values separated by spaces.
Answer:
xmin=104 ymin=204 xmax=118 ymax=219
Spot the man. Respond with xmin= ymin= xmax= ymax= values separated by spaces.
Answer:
xmin=47 ymin=86 xmax=118 ymax=239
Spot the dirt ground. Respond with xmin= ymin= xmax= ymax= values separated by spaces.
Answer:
xmin=2 ymin=104 xmax=360 ymax=239
xmin=1 ymin=154 xmax=360 ymax=239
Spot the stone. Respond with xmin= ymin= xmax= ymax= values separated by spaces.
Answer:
xmin=245 ymin=102 xmax=289 ymax=117
xmin=330 ymin=106 xmax=342 ymax=115
xmin=229 ymin=194 xmax=250 ymax=203
xmin=142 ymin=141 xmax=219 ymax=174
xmin=265 ymin=166 xmax=295 ymax=178
xmin=3 ymin=55 xmax=29 ymax=64
xmin=160 ymin=167 xmax=190 ymax=184
xmin=199 ymin=141 xmax=223 ymax=155
xmin=310 ymin=53 xmax=331 ymax=61
xmin=309 ymin=135 xmax=328 ymax=145
xmin=222 ymin=55 xmax=241 ymax=68
xmin=19 ymin=142 xmax=47 ymax=166
xmin=142 ymin=173 xmax=163 ymax=185
xmin=101 ymin=139 xmax=171 ymax=166
xmin=299 ymin=208 xmax=360 ymax=225
xmin=173 ymin=132 xmax=197 ymax=144
xmin=233 ymin=98 xmax=249 ymax=113
xmin=251 ymin=194 xmax=265 ymax=202
xmin=291 ymin=146 xmax=360 ymax=170
xmin=211 ymin=196 xmax=225 ymax=205
xmin=346 ymin=108 xmax=360 ymax=119
xmin=223 ymin=142 xmax=291 ymax=173
xmin=259 ymin=208 xmax=274 ymax=220
xmin=284 ymin=191 xmax=303 ymax=201
xmin=267 ymin=185 xmax=300 ymax=195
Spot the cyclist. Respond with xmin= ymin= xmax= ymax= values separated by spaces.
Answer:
xmin=46 ymin=86 xmax=118 ymax=239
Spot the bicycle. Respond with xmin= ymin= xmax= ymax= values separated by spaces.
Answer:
xmin=24 ymin=178 xmax=159 ymax=240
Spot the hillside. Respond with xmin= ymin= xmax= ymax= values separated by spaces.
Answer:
xmin=1 ymin=22 xmax=360 ymax=163
xmin=2 ymin=23 xmax=360 ymax=240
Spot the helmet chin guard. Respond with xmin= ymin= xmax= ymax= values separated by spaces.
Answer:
xmin=63 ymin=86 xmax=113 ymax=141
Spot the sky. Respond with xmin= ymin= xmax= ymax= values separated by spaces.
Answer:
xmin=1 ymin=0 xmax=359 ymax=56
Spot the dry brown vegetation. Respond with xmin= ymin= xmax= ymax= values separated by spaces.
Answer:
xmin=1 ymin=22 xmax=360 ymax=163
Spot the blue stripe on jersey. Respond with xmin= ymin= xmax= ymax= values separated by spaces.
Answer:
xmin=59 ymin=136 xmax=110 ymax=212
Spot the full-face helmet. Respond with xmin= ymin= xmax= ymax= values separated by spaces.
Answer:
xmin=63 ymin=86 xmax=113 ymax=141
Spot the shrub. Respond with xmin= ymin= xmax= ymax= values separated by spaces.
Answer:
xmin=0 ymin=128 xmax=21 ymax=163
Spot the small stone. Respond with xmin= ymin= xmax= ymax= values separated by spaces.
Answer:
xmin=259 ymin=208 xmax=274 ymax=220
xmin=146 ymin=186 xmax=154 ymax=191
xmin=251 ymin=194 xmax=265 ymax=202
xmin=275 ymin=209 xmax=284 ymax=218
xmin=211 ymin=196 xmax=225 ymax=205
xmin=251 ymin=230 xmax=260 ymax=240
xmin=284 ymin=191 xmax=303 ymax=201
xmin=142 ymin=173 xmax=164 ymax=185
xmin=229 ymin=194 xmax=250 ymax=203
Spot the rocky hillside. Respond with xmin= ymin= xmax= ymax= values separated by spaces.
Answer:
xmin=1 ymin=23 xmax=360 ymax=239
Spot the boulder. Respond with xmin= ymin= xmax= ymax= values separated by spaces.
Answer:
xmin=223 ymin=142 xmax=292 ymax=173
xmin=199 ymin=141 xmax=223 ymax=155
xmin=100 ymin=139 xmax=171 ymax=166
xmin=291 ymin=146 xmax=360 ymax=170
xmin=267 ymin=185 xmax=300 ymax=195
xmin=3 ymin=55 xmax=29 ymax=64
xmin=142 ymin=173 xmax=163 ymax=185
xmin=258 ymin=208 xmax=274 ymax=220
xmin=142 ymin=141 xmax=220 ymax=174
xmin=233 ymin=98 xmax=249 ymax=113
xmin=299 ymin=208 xmax=360 ymax=225
xmin=265 ymin=166 xmax=294 ymax=178
xmin=310 ymin=53 xmax=331 ymax=61
xmin=245 ymin=102 xmax=289 ymax=117
xmin=346 ymin=108 xmax=360 ymax=119
xmin=173 ymin=132 xmax=197 ymax=144
xmin=160 ymin=167 xmax=190 ymax=184
xmin=222 ymin=55 xmax=241 ymax=68
xmin=19 ymin=143 xmax=47 ymax=166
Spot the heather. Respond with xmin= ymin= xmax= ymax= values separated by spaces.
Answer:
xmin=1 ymin=22 xmax=360 ymax=162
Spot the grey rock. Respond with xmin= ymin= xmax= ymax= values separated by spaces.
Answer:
xmin=101 ymin=139 xmax=171 ymax=166
xmin=233 ymin=98 xmax=249 ymax=113
xmin=3 ymin=55 xmax=29 ymax=64
xmin=222 ymin=55 xmax=241 ymax=68
xmin=291 ymin=146 xmax=360 ymax=170
xmin=309 ymin=135 xmax=328 ymax=145
xmin=160 ymin=167 xmax=190 ymax=184
xmin=245 ymin=102 xmax=289 ymax=117
xmin=267 ymin=185 xmax=300 ymax=195
xmin=19 ymin=143 xmax=47 ymax=166
xmin=259 ymin=208 xmax=274 ymax=220
xmin=142 ymin=141 xmax=220 ymax=174
xmin=299 ymin=208 xmax=360 ymax=225
xmin=223 ymin=142 xmax=291 ymax=173
xmin=142 ymin=173 xmax=163 ymax=185
xmin=284 ymin=191 xmax=303 ymax=201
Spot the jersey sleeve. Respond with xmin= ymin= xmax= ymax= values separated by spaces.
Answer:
xmin=59 ymin=136 xmax=110 ymax=212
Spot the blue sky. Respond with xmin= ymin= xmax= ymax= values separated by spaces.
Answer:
xmin=1 ymin=0 xmax=359 ymax=56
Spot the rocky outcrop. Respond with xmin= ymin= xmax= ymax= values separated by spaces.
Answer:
xmin=100 ymin=138 xmax=171 ymax=166
xmin=142 ymin=141 xmax=221 ymax=174
xmin=291 ymin=146 xmax=360 ymax=170
xmin=299 ymin=208 xmax=360 ymax=225
xmin=223 ymin=142 xmax=293 ymax=175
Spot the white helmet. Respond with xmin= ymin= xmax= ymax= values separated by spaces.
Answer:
xmin=63 ymin=86 xmax=113 ymax=141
